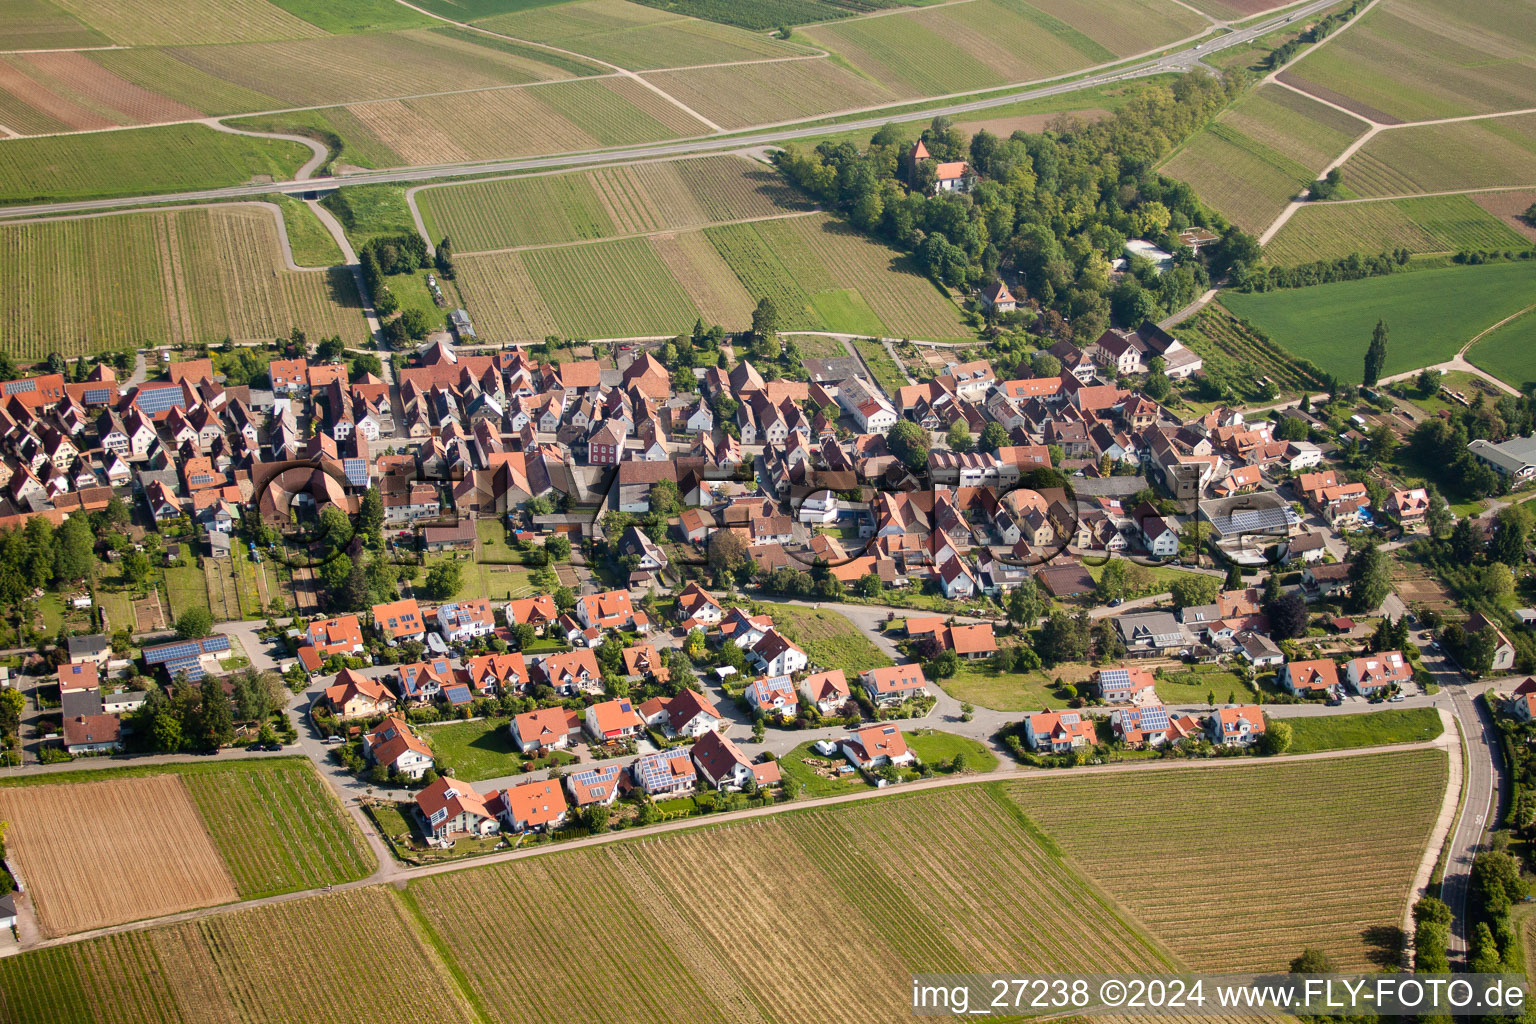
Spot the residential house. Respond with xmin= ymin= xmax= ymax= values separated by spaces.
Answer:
xmin=565 ymin=763 xmax=624 ymax=807
xmin=397 ymin=658 xmax=455 ymax=702
xmin=324 ymin=668 xmax=394 ymax=719
xmin=1237 ymin=630 xmax=1284 ymax=668
xmin=1279 ymin=658 xmax=1341 ymax=697
xmin=860 ymin=664 xmax=929 ymax=707
xmin=1114 ymin=611 xmax=1193 ymax=655
xmin=66 ymin=634 xmax=110 ymax=667
xmin=488 ymin=778 xmax=567 ymax=833
xmin=416 ymin=776 xmax=499 ymax=840
xmin=1023 ymin=710 xmax=1095 ymax=752
xmin=1207 ymin=705 xmax=1266 ymax=747
xmin=675 ymin=582 xmax=722 ymax=627
xmin=63 ymin=714 xmax=122 ymax=754
xmin=841 ymin=724 xmax=916 ymax=769
xmin=536 ymin=649 xmax=603 ymax=695
xmin=692 ymin=730 xmax=779 ymax=791
xmin=745 ymin=674 xmax=799 ymax=717
xmin=509 ymin=706 xmax=579 ymax=753
xmin=1345 ymin=651 xmax=1413 ymax=695
xmin=749 ymin=629 xmax=808 ymax=677
xmin=800 ymin=669 xmax=851 ymax=715
xmin=1466 ymin=612 xmax=1517 ymax=673
xmin=462 ymin=652 xmax=529 ymax=695
xmin=372 ymin=598 xmax=425 ymax=645
xmin=576 ymin=590 xmax=646 ymax=634
xmin=437 ymin=599 xmax=496 ymax=643
xmin=1387 ymin=488 xmax=1430 ymax=527
xmin=584 ymin=698 xmax=643 ymax=742
xmin=1109 ymin=703 xmax=1180 ymax=748
xmin=306 ymin=615 xmax=365 ymax=658
xmin=363 ymin=715 xmax=434 ymax=779
xmin=1093 ymin=665 xmax=1157 ymax=704
xmin=638 ymin=688 xmax=723 ymax=739
xmin=633 ymin=746 xmax=697 ymax=796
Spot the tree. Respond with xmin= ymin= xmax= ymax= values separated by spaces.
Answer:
xmin=926 ymin=649 xmax=959 ymax=680
xmin=979 ymin=421 xmax=1010 ymax=453
xmin=1471 ymin=849 xmax=1525 ymax=917
xmin=399 ymin=307 xmax=433 ymax=340
xmin=1417 ymin=368 xmax=1444 ymax=396
xmin=1425 ymin=485 xmax=1453 ymax=539
xmin=707 ymin=528 xmax=750 ymax=580
xmin=52 ymin=515 xmax=94 ymax=583
xmin=197 ymin=675 xmax=234 ymax=750
xmin=1007 ymin=579 xmax=1042 ymax=627
xmin=750 ymin=297 xmax=778 ymax=343
xmin=424 ymin=561 xmax=462 ymax=600
xmin=1030 ymin=351 xmax=1061 ymax=379
xmin=1260 ymin=718 xmax=1292 ymax=755
xmin=1488 ymin=502 xmax=1532 ymax=565
xmin=648 ymin=479 xmax=682 ymax=518
xmin=1268 ymin=591 xmax=1308 ymax=639
xmin=856 ymin=572 xmax=882 ymax=597
xmin=1347 ymin=542 xmax=1391 ymax=612
xmin=175 ymin=607 xmax=213 ymax=639
xmin=1363 ymin=319 xmax=1388 ymax=386
xmin=0 ymin=688 xmax=23 ymax=737
xmin=1479 ymin=562 xmax=1516 ymax=603
xmin=946 ymin=421 xmax=973 ymax=453
xmin=357 ymin=489 xmax=384 ymax=542
xmin=1289 ymin=948 xmax=1333 ymax=973
xmin=1224 ymin=562 xmax=1242 ymax=590
xmin=1169 ymin=574 xmax=1220 ymax=610
xmin=1096 ymin=559 xmax=1129 ymax=602
xmin=545 ymin=534 xmax=571 ymax=561
xmin=1035 ymin=610 xmax=1090 ymax=667
xmin=1450 ymin=516 xmax=1482 ymax=563
xmin=887 ymin=420 xmax=929 ymax=471
xmin=317 ymin=551 xmax=353 ymax=604
xmin=122 ymin=550 xmax=153 ymax=588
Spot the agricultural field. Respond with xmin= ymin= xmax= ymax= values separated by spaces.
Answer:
xmin=1468 ymin=308 xmax=1536 ymax=392
xmin=0 ymin=205 xmax=365 ymax=359
xmin=45 ymin=0 xmax=326 ymax=45
xmin=1280 ymin=0 xmax=1536 ymax=123
xmin=0 ymin=0 xmax=108 ymax=50
xmin=1285 ymin=707 xmax=1444 ymax=754
xmin=475 ymin=0 xmax=812 ymax=71
xmin=0 ymin=122 xmax=308 ymax=205
xmin=404 ymin=785 xmax=1175 ymax=1024
xmin=418 ymin=154 xmax=812 ymax=252
xmin=1160 ymin=84 xmax=1368 ymax=233
xmin=1220 ymin=261 xmax=1536 ymax=383
xmin=753 ymin=601 xmax=892 ymax=676
xmin=1007 ymin=748 xmax=1448 ymax=970
xmin=0 ymin=51 xmax=203 ymax=133
xmin=642 ymin=57 xmax=901 ymax=130
xmin=1266 ymin=194 xmax=1534 ymax=264
xmin=269 ymin=195 xmax=344 ymax=267
xmin=226 ymin=105 xmax=405 ymax=170
xmin=1473 ymin=189 xmax=1536 ymax=242
xmin=1161 ymin=304 xmax=1327 ymax=397
xmin=0 ymin=775 xmax=237 ymax=937
xmin=805 ymin=0 xmax=1205 ymax=99
xmin=626 ymin=0 xmax=928 ymax=30
xmin=180 ymin=759 xmax=375 ymax=898
xmin=851 ymin=337 xmax=909 ymax=396
xmin=0 ymin=888 xmax=479 ymax=1024
xmin=1338 ymin=115 xmax=1536 ymax=199
xmin=1179 ymin=0 xmax=1293 ymax=21
xmin=266 ymin=0 xmax=436 ymax=32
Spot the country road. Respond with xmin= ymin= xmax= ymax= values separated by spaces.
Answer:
xmin=0 ymin=0 xmax=1342 ymax=222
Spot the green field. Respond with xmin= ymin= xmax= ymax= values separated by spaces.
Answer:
xmin=903 ymin=729 xmax=999 ymax=772
xmin=1266 ymin=194 xmax=1533 ymax=265
xmin=422 ymin=554 xmax=536 ymax=601
xmin=850 ymin=337 xmax=908 ymax=395
xmin=1161 ymin=84 xmax=1368 ymax=233
xmin=753 ymin=601 xmax=892 ymax=676
xmin=1468 ymin=308 xmax=1536 ymax=391
xmin=181 ymin=759 xmax=375 ymax=898
xmin=779 ymin=738 xmax=872 ymax=796
xmin=321 ymin=183 xmax=418 ymax=249
xmin=1009 ymin=748 xmax=1447 ymax=970
xmin=420 ymin=717 xmax=574 ymax=782
xmin=226 ymin=106 xmax=405 ymax=170
xmin=270 ymin=195 xmax=344 ymax=266
xmin=932 ymin=659 xmax=1097 ymax=711
xmin=404 ymin=784 xmax=1177 ymax=1023
xmin=418 ymin=154 xmax=811 ymax=252
xmin=1340 ymin=115 xmax=1536 ymax=199
xmin=0 ymin=205 xmax=365 ymax=360
xmin=0 ymin=123 xmax=309 ymax=205
xmin=1152 ymin=667 xmax=1256 ymax=706
xmin=1281 ymin=0 xmax=1536 ymax=123
xmin=1220 ymin=261 xmax=1536 ymax=383
xmin=1177 ymin=303 xmax=1330 ymax=397
xmin=0 ymin=0 xmax=108 ymax=50
xmin=267 ymin=0 xmax=435 ymax=32
xmin=162 ymin=563 xmax=210 ymax=618
xmin=1285 ymin=707 xmax=1443 ymax=754
xmin=626 ymin=0 xmax=925 ymax=30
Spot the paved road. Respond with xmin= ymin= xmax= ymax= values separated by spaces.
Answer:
xmin=0 ymin=0 xmax=1342 ymax=223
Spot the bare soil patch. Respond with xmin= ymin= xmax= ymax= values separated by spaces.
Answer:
xmin=0 ymin=775 xmax=237 ymax=937
xmin=955 ymin=108 xmax=1110 ymax=138
xmin=1473 ymin=189 xmax=1536 ymax=242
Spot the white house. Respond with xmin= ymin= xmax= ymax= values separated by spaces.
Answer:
xmin=840 ymin=724 xmax=916 ymax=769
xmin=1023 ymin=710 xmax=1095 ymax=752
xmin=1207 ymin=705 xmax=1266 ymax=747
xmin=860 ymin=664 xmax=929 ymax=708
xmin=437 ymin=599 xmax=496 ymax=643
xmin=745 ymin=675 xmax=799 ymax=717
xmin=363 ymin=716 xmax=435 ymax=780
xmin=749 ymin=629 xmax=808 ymax=677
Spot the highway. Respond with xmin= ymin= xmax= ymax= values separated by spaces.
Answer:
xmin=0 ymin=0 xmax=1342 ymax=222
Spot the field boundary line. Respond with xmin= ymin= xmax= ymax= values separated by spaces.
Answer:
xmin=1461 ymin=302 xmax=1536 ymax=359
xmin=386 ymin=0 xmax=728 ymax=132
xmin=1 ymin=739 xmax=1443 ymax=956
xmin=453 ymin=208 xmax=824 ymax=257
xmin=203 ymin=118 xmax=327 ymax=179
xmin=1402 ymin=709 xmax=1460 ymax=950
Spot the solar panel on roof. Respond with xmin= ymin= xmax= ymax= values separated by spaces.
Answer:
xmin=135 ymin=387 xmax=185 ymax=415
xmin=82 ymin=388 xmax=111 ymax=404
xmin=1137 ymin=706 xmax=1170 ymax=730
xmin=1099 ymin=668 xmax=1129 ymax=686
xmin=3 ymin=380 xmax=35 ymax=395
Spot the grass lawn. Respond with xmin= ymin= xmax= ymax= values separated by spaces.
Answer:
xmin=269 ymin=194 xmax=343 ymax=267
xmin=1154 ymin=668 xmax=1255 ymax=707
xmin=904 ymin=729 xmax=998 ymax=773
xmin=163 ymin=563 xmax=210 ymax=617
xmin=1398 ymin=369 xmax=1494 ymax=417
xmin=1285 ymin=707 xmax=1443 ymax=755
xmin=778 ymin=739 xmax=869 ymax=797
xmin=1220 ymin=262 xmax=1536 ymax=384
xmin=423 ymin=554 xmax=535 ymax=601
xmin=939 ymin=660 xmax=1096 ymax=712
xmin=850 ymin=338 xmax=909 ymax=397
xmin=1467 ymin=307 xmax=1536 ymax=392
xmin=476 ymin=519 xmax=525 ymax=564
xmin=1081 ymin=559 xmax=1204 ymax=598
xmin=93 ymin=587 xmax=137 ymax=634
xmin=754 ymin=602 xmax=891 ymax=677
xmin=320 ymin=183 xmax=417 ymax=249
xmin=419 ymin=718 xmax=574 ymax=782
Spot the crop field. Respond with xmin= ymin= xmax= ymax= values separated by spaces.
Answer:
xmin=419 ymin=154 xmax=810 ymax=252
xmin=754 ymin=601 xmax=892 ymax=676
xmin=332 ymin=76 xmax=706 ymax=166
xmin=1178 ymin=304 xmax=1329 ymax=396
xmin=47 ymin=0 xmax=326 ymax=45
xmin=524 ymin=235 xmax=702 ymax=337
xmin=806 ymin=0 xmax=1203 ymax=98
xmin=0 ymin=51 xmax=200 ymax=133
xmin=1468 ymin=309 xmax=1536 ymax=391
xmin=0 ymin=0 xmax=107 ymax=50
xmin=1008 ymin=749 xmax=1448 ymax=970
xmin=0 ymin=888 xmax=479 ymax=1024
xmin=267 ymin=0 xmax=436 ymax=32
xmin=642 ymin=58 xmax=900 ymax=130
xmin=626 ymin=0 xmax=927 ymax=30
xmin=1179 ymin=0 xmax=1289 ymax=16
xmin=476 ymin=0 xmax=811 ymax=70
xmin=1161 ymin=84 xmax=1367 ymax=232
xmin=1281 ymin=0 xmax=1536 ymax=123
xmin=0 ymin=122 xmax=308 ymax=206
xmin=0 ymin=775 xmax=237 ymax=937
xmin=1339 ymin=115 xmax=1536 ymax=199
xmin=1222 ymin=260 xmax=1536 ymax=383
xmin=649 ymin=229 xmax=758 ymax=326
xmin=86 ymin=47 xmax=284 ymax=119
xmin=0 ymin=205 xmax=363 ymax=359
xmin=226 ymin=105 xmax=404 ymax=169
xmin=1474 ymin=189 xmax=1536 ymax=242
xmin=1265 ymin=194 xmax=1534 ymax=264
xmin=164 ymin=27 xmax=581 ymax=109
xmin=181 ymin=759 xmax=374 ymax=898
xmin=405 ymin=785 xmax=1174 ymax=1024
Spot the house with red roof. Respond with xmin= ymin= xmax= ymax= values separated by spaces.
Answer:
xmin=416 ymin=776 xmax=498 ymax=840
xmin=324 ymin=668 xmax=394 ymax=719
xmin=534 ymin=648 xmax=603 ymax=695
xmin=1092 ymin=665 xmax=1157 ymax=704
xmin=860 ymin=664 xmax=929 ymax=708
xmin=584 ymin=697 xmax=643 ymax=742
xmin=509 ymin=705 xmax=581 ymax=753
xmin=1278 ymin=659 xmax=1340 ymax=698
xmin=577 ymin=589 xmax=646 ymax=633
xmin=505 ymin=594 xmax=558 ymax=632
xmin=1386 ymin=488 xmax=1429 ymax=527
xmin=306 ymin=615 xmax=364 ymax=658
xmin=692 ymin=730 xmax=779 ymax=791
xmin=1208 ymin=705 xmax=1266 ymax=747
xmin=745 ymin=674 xmax=799 ymax=717
xmin=637 ymin=688 xmax=722 ymax=739
xmin=841 ymin=724 xmax=915 ymax=769
xmin=462 ymin=651 xmax=528 ymax=694
xmin=565 ymin=763 xmax=624 ymax=807
xmin=1344 ymin=651 xmax=1412 ymax=696
xmin=675 ymin=582 xmax=722 ymax=628
xmin=800 ymin=669 xmax=851 ymax=715
xmin=363 ymin=715 xmax=434 ymax=779
xmin=1024 ymin=710 xmax=1096 ymax=752
xmin=371 ymin=598 xmax=425 ymax=644
xmin=487 ymin=778 xmax=567 ymax=833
